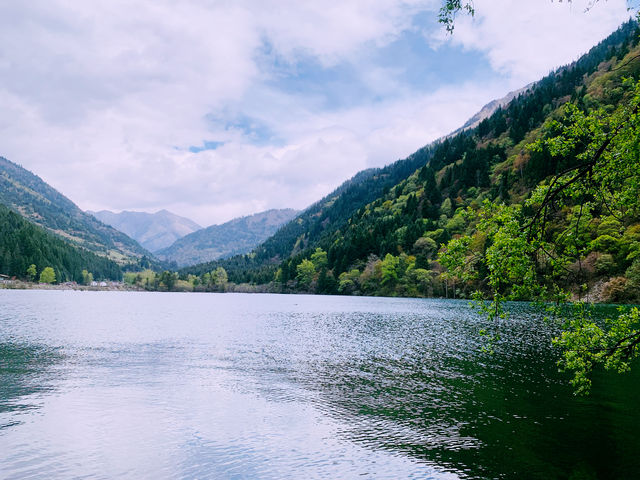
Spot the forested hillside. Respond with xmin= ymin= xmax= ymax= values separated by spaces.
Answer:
xmin=0 ymin=157 xmax=151 ymax=263
xmin=0 ymin=204 xmax=122 ymax=282
xmin=181 ymin=137 xmax=453 ymax=280
xmin=182 ymin=20 xmax=640 ymax=302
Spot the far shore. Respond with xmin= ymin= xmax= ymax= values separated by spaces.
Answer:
xmin=0 ymin=279 xmax=142 ymax=292
xmin=1 ymin=278 xmax=630 ymax=305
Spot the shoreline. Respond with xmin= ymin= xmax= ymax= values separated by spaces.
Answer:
xmin=2 ymin=280 xmax=637 ymax=306
xmin=0 ymin=280 xmax=143 ymax=292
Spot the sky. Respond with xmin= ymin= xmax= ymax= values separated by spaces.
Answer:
xmin=0 ymin=0 xmax=632 ymax=226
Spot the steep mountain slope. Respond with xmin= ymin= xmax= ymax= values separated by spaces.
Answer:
xmin=182 ymin=19 xmax=640 ymax=293
xmin=0 ymin=157 xmax=151 ymax=263
xmin=0 ymin=204 xmax=122 ymax=281
xmin=183 ymin=84 xmax=527 ymax=282
xmin=450 ymin=83 xmax=533 ymax=135
xmin=182 ymin=149 xmax=444 ymax=281
xmin=275 ymin=19 xmax=640 ymax=297
xmin=158 ymin=209 xmax=299 ymax=267
xmin=89 ymin=209 xmax=201 ymax=253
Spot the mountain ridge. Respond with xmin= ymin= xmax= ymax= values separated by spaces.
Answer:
xmin=88 ymin=209 xmax=201 ymax=253
xmin=158 ymin=208 xmax=300 ymax=267
xmin=0 ymin=157 xmax=152 ymax=264
xmin=180 ymin=19 xmax=640 ymax=295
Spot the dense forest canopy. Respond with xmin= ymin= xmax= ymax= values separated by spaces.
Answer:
xmin=0 ymin=204 xmax=122 ymax=282
xmin=0 ymin=157 xmax=150 ymax=262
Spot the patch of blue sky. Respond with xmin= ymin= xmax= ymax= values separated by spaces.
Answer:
xmin=188 ymin=141 xmax=225 ymax=153
xmin=258 ymin=48 xmax=369 ymax=110
xmin=373 ymin=27 xmax=500 ymax=91
xmin=257 ymin=19 xmax=503 ymax=112
xmin=204 ymin=111 xmax=283 ymax=146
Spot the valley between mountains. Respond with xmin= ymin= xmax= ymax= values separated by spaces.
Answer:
xmin=2 ymin=20 xmax=640 ymax=307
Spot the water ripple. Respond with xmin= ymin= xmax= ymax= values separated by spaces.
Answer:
xmin=0 ymin=291 xmax=638 ymax=479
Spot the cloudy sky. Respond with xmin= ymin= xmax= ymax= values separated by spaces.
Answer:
xmin=0 ymin=0 xmax=631 ymax=226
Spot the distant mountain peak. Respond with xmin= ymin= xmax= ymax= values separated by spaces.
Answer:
xmin=157 ymin=208 xmax=299 ymax=267
xmin=449 ymin=83 xmax=534 ymax=137
xmin=88 ymin=209 xmax=202 ymax=253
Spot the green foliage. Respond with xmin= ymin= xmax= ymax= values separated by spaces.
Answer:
xmin=0 ymin=203 xmax=122 ymax=282
xmin=81 ymin=269 xmax=94 ymax=285
xmin=439 ymin=235 xmax=475 ymax=284
xmin=296 ymin=259 xmax=316 ymax=288
xmin=438 ymin=0 xmax=474 ymax=33
xmin=26 ymin=264 xmax=36 ymax=281
xmin=594 ymin=253 xmax=616 ymax=274
xmin=443 ymin=65 xmax=640 ymax=392
xmin=440 ymin=197 xmax=453 ymax=217
xmin=380 ymin=253 xmax=400 ymax=286
xmin=591 ymin=234 xmax=620 ymax=253
xmin=0 ymin=156 xmax=149 ymax=261
xmin=480 ymin=204 xmax=540 ymax=299
xmin=159 ymin=271 xmax=177 ymax=291
xmin=338 ymin=269 xmax=361 ymax=294
xmin=626 ymin=259 xmax=640 ymax=292
xmin=211 ymin=267 xmax=228 ymax=289
xmin=39 ymin=267 xmax=56 ymax=284
xmin=554 ymin=305 xmax=640 ymax=394
xmin=310 ymin=248 xmax=328 ymax=270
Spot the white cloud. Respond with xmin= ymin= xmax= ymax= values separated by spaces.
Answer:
xmin=438 ymin=0 xmax=630 ymax=85
xmin=0 ymin=0 xmax=633 ymax=226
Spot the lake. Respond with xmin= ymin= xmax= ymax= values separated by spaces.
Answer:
xmin=0 ymin=290 xmax=638 ymax=479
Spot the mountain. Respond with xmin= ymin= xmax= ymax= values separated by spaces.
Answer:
xmin=88 ymin=209 xmax=201 ymax=253
xmin=158 ymin=208 xmax=299 ymax=267
xmin=180 ymin=159 xmax=435 ymax=282
xmin=0 ymin=203 xmax=122 ymax=281
xmin=450 ymin=83 xmax=533 ymax=135
xmin=178 ymin=79 xmax=521 ymax=282
xmin=181 ymin=19 xmax=640 ymax=297
xmin=0 ymin=157 xmax=151 ymax=263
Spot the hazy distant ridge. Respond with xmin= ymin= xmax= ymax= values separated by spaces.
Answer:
xmin=89 ymin=209 xmax=201 ymax=253
xmin=158 ymin=208 xmax=299 ymax=267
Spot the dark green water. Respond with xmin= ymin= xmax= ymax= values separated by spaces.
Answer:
xmin=0 ymin=290 xmax=638 ymax=479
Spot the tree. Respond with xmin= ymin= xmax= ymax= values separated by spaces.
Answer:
xmin=81 ymin=269 xmax=93 ymax=285
xmin=380 ymin=253 xmax=400 ymax=286
xmin=439 ymin=0 xmax=474 ymax=33
xmin=211 ymin=267 xmax=228 ymax=290
xmin=159 ymin=271 xmax=177 ymax=291
xmin=338 ymin=269 xmax=361 ymax=294
xmin=296 ymin=259 xmax=316 ymax=289
xmin=442 ymin=78 xmax=640 ymax=393
xmin=310 ymin=248 xmax=328 ymax=270
xmin=438 ymin=1 xmax=609 ymax=33
xmin=39 ymin=267 xmax=56 ymax=284
xmin=434 ymin=1 xmax=640 ymax=395
xmin=26 ymin=264 xmax=37 ymax=282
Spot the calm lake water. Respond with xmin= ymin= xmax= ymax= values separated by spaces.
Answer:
xmin=0 ymin=290 xmax=638 ymax=479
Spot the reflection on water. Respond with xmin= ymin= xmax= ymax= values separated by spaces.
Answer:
xmin=0 ymin=290 xmax=638 ymax=479
xmin=0 ymin=342 xmax=63 ymax=423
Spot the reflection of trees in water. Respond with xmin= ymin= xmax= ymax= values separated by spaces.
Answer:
xmin=300 ymin=352 xmax=489 ymax=478
xmin=285 ymin=311 xmax=640 ymax=480
xmin=0 ymin=342 xmax=64 ymax=421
